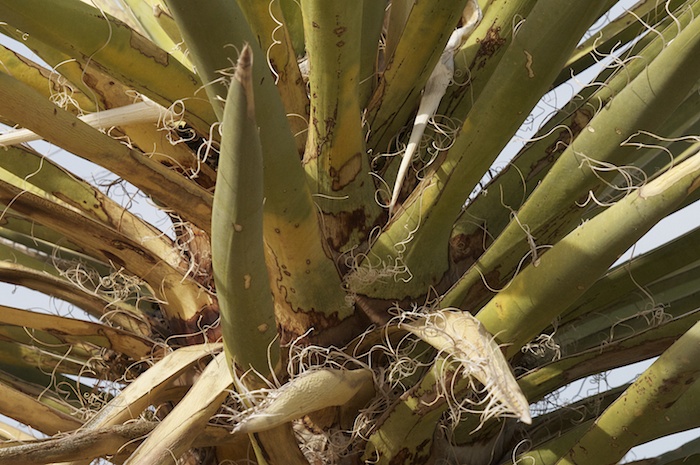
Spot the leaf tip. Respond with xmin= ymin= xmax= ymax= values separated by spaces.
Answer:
xmin=234 ymin=43 xmax=255 ymax=119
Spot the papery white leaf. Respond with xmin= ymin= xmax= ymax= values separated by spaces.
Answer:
xmin=388 ymin=0 xmax=482 ymax=215
xmin=0 ymin=100 xmax=171 ymax=147
xmin=402 ymin=310 xmax=531 ymax=424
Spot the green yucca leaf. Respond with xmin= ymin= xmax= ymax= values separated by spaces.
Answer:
xmin=477 ymin=151 xmax=700 ymax=358
xmin=300 ymin=0 xmax=382 ymax=253
xmin=354 ymin=0 xmax=610 ymax=302
xmin=447 ymin=0 xmax=700 ymax=288
xmin=556 ymin=0 xmax=689 ymax=86
xmin=120 ymin=0 xmax=191 ymax=68
xmin=0 ymin=0 xmax=216 ymax=134
xmin=443 ymin=11 xmax=700 ymax=310
xmin=519 ymin=309 xmax=699 ymax=402
xmin=366 ymin=0 xmax=469 ymax=151
xmin=0 ymin=72 xmax=214 ymax=233
xmin=212 ymin=45 xmax=279 ymax=375
xmin=0 ymin=1 xmax=696 ymax=463
xmin=555 ymin=321 xmax=700 ymax=465
xmin=236 ymin=0 xmax=309 ymax=151
xmin=168 ymin=0 xmax=356 ymax=345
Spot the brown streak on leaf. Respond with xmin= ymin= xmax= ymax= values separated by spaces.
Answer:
xmin=330 ymin=152 xmax=362 ymax=190
xmin=129 ymin=32 xmax=169 ymax=67
xmin=172 ymin=301 xmax=221 ymax=345
xmin=110 ymin=240 xmax=157 ymax=264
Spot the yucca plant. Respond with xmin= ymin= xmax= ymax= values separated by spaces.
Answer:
xmin=0 ymin=0 xmax=697 ymax=463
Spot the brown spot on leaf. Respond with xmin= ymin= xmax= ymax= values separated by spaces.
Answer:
xmin=389 ymin=448 xmax=411 ymax=465
xmin=265 ymin=242 xmax=367 ymax=346
xmin=53 ymin=192 xmax=101 ymax=218
xmin=416 ymin=439 xmax=432 ymax=455
xmin=333 ymin=26 xmax=346 ymax=36
xmin=473 ymin=25 xmax=507 ymax=70
xmin=529 ymin=107 xmax=593 ymax=181
xmin=322 ymin=207 xmax=368 ymax=252
xmin=354 ymin=294 xmax=410 ymax=326
xmin=449 ymin=229 xmax=489 ymax=264
xmin=438 ymin=227 xmax=493 ymax=290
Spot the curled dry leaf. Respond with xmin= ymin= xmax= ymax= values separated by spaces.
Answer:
xmin=401 ymin=310 xmax=531 ymax=424
xmin=234 ymin=368 xmax=375 ymax=434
